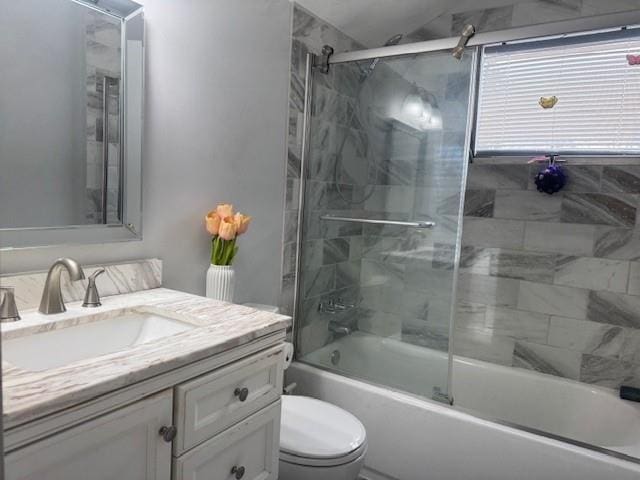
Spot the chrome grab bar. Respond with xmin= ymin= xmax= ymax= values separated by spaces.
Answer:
xmin=320 ymin=215 xmax=435 ymax=229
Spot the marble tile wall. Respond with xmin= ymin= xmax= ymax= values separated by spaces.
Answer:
xmin=398 ymin=0 xmax=640 ymax=390
xmin=282 ymin=5 xmax=466 ymax=359
xmin=1 ymin=258 xmax=162 ymax=311
xmin=283 ymin=1 xmax=640 ymax=391
xmin=355 ymin=62 xmax=473 ymax=349
xmin=280 ymin=5 xmax=365 ymax=354
xmin=446 ymin=161 xmax=640 ymax=390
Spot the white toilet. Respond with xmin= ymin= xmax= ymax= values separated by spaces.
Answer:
xmin=278 ymin=395 xmax=367 ymax=480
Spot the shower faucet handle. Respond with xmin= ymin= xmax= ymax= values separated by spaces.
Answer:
xmin=318 ymin=299 xmax=337 ymax=314
xmin=318 ymin=298 xmax=357 ymax=314
xmin=334 ymin=298 xmax=356 ymax=310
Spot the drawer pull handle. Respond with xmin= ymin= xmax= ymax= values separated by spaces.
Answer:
xmin=234 ymin=387 xmax=249 ymax=402
xmin=159 ymin=425 xmax=177 ymax=442
xmin=231 ymin=465 xmax=245 ymax=479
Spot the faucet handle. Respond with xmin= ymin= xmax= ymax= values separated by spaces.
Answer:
xmin=88 ymin=267 xmax=106 ymax=282
xmin=318 ymin=299 xmax=337 ymax=314
xmin=0 ymin=287 xmax=21 ymax=322
xmin=82 ymin=268 xmax=105 ymax=308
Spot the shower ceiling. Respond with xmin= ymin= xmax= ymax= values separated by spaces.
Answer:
xmin=294 ymin=0 xmax=531 ymax=47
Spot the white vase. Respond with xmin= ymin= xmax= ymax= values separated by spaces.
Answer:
xmin=206 ymin=264 xmax=235 ymax=302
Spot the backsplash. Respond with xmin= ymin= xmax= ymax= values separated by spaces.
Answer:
xmin=1 ymin=258 xmax=162 ymax=311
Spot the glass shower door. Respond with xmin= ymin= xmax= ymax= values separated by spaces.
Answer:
xmin=295 ymin=47 xmax=476 ymax=401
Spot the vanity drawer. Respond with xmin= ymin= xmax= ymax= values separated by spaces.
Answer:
xmin=174 ymin=344 xmax=283 ymax=454
xmin=174 ymin=401 xmax=280 ymax=480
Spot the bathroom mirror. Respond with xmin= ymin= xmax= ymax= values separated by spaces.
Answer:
xmin=0 ymin=0 xmax=144 ymax=248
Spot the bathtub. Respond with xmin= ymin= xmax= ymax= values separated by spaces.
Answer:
xmin=287 ymin=331 xmax=640 ymax=480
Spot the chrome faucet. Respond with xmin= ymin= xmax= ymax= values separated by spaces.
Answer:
xmin=0 ymin=287 xmax=21 ymax=322
xmin=318 ymin=298 xmax=356 ymax=315
xmin=39 ymin=258 xmax=85 ymax=314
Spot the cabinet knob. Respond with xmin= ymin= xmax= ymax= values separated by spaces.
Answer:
xmin=231 ymin=465 xmax=245 ymax=479
xmin=159 ymin=425 xmax=177 ymax=442
xmin=234 ymin=387 xmax=249 ymax=402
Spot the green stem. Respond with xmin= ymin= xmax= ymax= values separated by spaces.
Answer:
xmin=222 ymin=238 xmax=236 ymax=265
xmin=210 ymin=237 xmax=217 ymax=264
xmin=217 ymin=237 xmax=224 ymax=264
xmin=211 ymin=237 xmax=239 ymax=266
xmin=211 ymin=236 xmax=223 ymax=265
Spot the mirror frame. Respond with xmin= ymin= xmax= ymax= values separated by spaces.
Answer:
xmin=0 ymin=1 xmax=144 ymax=250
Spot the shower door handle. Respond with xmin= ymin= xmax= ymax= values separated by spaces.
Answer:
xmin=320 ymin=215 xmax=435 ymax=229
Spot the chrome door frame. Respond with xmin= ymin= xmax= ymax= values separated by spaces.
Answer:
xmin=329 ymin=10 xmax=640 ymax=64
xmin=446 ymin=46 xmax=479 ymax=406
xmin=291 ymin=44 xmax=480 ymax=405
xmin=291 ymin=53 xmax=316 ymax=349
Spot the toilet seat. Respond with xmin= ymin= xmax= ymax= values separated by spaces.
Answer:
xmin=279 ymin=396 xmax=367 ymax=467
xmin=280 ymin=442 xmax=367 ymax=467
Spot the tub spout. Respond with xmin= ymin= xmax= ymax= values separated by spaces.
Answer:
xmin=328 ymin=321 xmax=352 ymax=337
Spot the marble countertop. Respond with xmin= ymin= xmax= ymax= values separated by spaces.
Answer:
xmin=1 ymin=288 xmax=291 ymax=429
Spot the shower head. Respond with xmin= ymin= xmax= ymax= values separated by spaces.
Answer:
xmin=384 ymin=34 xmax=404 ymax=47
xmin=452 ymin=24 xmax=475 ymax=60
xmin=361 ymin=33 xmax=404 ymax=80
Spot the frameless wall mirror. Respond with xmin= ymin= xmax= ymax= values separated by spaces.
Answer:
xmin=0 ymin=0 xmax=143 ymax=248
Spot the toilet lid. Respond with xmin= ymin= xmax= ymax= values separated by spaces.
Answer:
xmin=280 ymin=396 xmax=367 ymax=460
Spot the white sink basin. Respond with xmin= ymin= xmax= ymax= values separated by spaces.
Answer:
xmin=3 ymin=310 xmax=195 ymax=372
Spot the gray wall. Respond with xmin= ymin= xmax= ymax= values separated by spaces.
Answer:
xmin=0 ymin=0 xmax=291 ymax=307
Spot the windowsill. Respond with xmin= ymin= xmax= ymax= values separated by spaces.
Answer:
xmin=470 ymin=155 xmax=640 ymax=165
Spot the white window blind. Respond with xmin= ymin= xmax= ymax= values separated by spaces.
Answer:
xmin=474 ymin=29 xmax=640 ymax=155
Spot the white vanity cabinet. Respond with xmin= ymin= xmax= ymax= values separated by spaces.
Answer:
xmin=174 ymin=345 xmax=283 ymax=454
xmin=174 ymin=402 xmax=280 ymax=480
xmin=5 ymin=390 xmax=173 ymax=480
xmin=4 ymin=340 xmax=285 ymax=480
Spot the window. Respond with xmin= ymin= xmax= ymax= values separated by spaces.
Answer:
xmin=474 ymin=28 xmax=640 ymax=156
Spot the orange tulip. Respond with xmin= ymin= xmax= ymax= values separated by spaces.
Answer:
xmin=218 ymin=216 xmax=237 ymax=241
xmin=234 ymin=213 xmax=252 ymax=235
xmin=205 ymin=210 xmax=221 ymax=235
xmin=216 ymin=203 xmax=234 ymax=219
